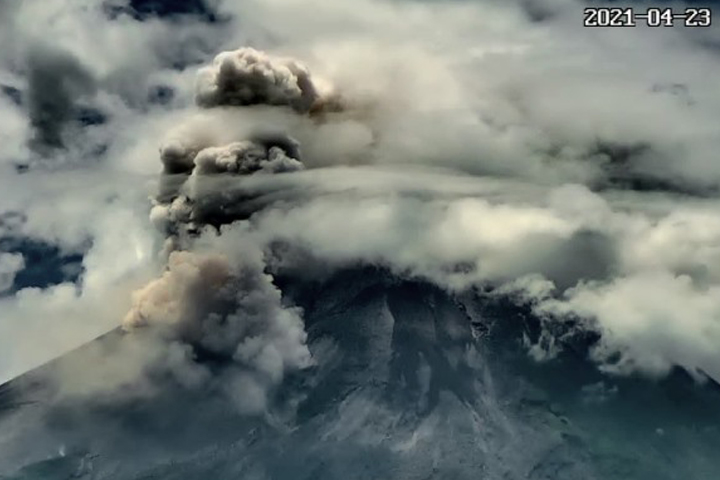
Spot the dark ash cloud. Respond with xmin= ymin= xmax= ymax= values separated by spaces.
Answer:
xmin=25 ymin=45 xmax=97 ymax=153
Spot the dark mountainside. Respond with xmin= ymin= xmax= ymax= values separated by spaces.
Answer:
xmin=1 ymin=267 xmax=720 ymax=480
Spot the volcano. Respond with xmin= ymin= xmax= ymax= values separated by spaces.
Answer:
xmin=2 ymin=266 xmax=720 ymax=480
xmin=4 ymin=3 xmax=720 ymax=479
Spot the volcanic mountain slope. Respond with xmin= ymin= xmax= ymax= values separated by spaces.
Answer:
xmin=1 ymin=267 xmax=720 ymax=480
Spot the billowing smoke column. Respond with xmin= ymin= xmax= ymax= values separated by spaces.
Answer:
xmin=122 ymin=250 xmax=312 ymax=411
xmin=149 ymin=47 xmax=343 ymax=245
xmin=195 ymin=47 xmax=331 ymax=113
xmin=121 ymin=47 xmax=338 ymax=413
xmin=151 ymin=135 xmax=305 ymax=240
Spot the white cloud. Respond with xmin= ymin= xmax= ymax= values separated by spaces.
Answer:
xmin=537 ymin=272 xmax=720 ymax=381
xmin=0 ymin=253 xmax=24 ymax=294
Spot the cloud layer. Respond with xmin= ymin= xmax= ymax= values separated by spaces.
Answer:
xmin=2 ymin=0 xmax=720 ymax=401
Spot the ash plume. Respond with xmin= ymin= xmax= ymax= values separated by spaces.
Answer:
xmin=195 ymin=47 xmax=337 ymax=114
xmin=152 ymin=136 xmax=304 ymax=238
xmin=122 ymin=249 xmax=312 ymax=412
xmin=26 ymin=45 xmax=97 ymax=153
xmin=116 ymin=46 xmax=337 ymax=411
xmin=149 ymin=47 xmax=342 ymax=244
